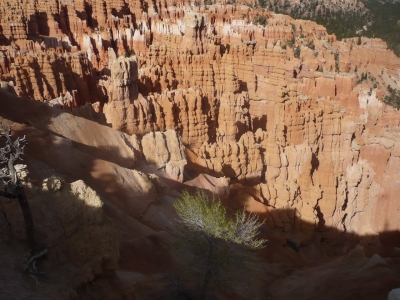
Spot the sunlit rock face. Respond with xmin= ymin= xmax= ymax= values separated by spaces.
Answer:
xmin=142 ymin=130 xmax=187 ymax=182
xmin=1 ymin=0 xmax=400 ymax=247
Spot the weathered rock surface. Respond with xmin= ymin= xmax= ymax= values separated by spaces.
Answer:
xmin=0 ymin=175 xmax=119 ymax=299
xmin=269 ymin=246 xmax=400 ymax=300
xmin=1 ymin=1 xmax=400 ymax=298
xmin=142 ymin=130 xmax=187 ymax=182
xmin=1 ymin=0 xmax=400 ymax=248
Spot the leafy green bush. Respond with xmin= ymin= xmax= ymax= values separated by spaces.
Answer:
xmin=334 ymin=52 xmax=340 ymax=72
xmin=294 ymin=45 xmax=301 ymax=58
xmin=254 ymin=15 xmax=268 ymax=26
xmin=307 ymin=40 xmax=315 ymax=50
xmin=383 ymin=85 xmax=400 ymax=109
xmin=258 ymin=0 xmax=267 ymax=8
xmin=125 ymin=48 xmax=135 ymax=57
xmin=173 ymin=190 xmax=266 ymax=299
xmin=286 ymin=36 xmax=295 ymax=48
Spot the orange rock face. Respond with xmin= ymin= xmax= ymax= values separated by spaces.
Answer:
xmin=1 ymin=0 xmax=400 ymax=248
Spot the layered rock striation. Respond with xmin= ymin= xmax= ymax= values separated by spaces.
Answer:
xmin=1 ymin=0 xmax=400 ymax=250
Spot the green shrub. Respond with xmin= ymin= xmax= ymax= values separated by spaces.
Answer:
xmin=125 ymin=48 xmax=135 ymax=57
xmin=254 ymin=15 xmax=268 ymax=26
xmin=173 ymin=190 xmax=266 ymax=299
xmin=383 ymin=86 xmax=400 ymax=109
xmin=286 ymin=36 xmax=295 ymax=48
xmin=294 ymin=45 xmax=301 ymax=58
xmin=307 ymin=40 xmax=315 ymax=50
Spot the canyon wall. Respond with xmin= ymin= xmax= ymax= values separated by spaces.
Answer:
xmin=1 ymin=0 xmax=400 ymax=248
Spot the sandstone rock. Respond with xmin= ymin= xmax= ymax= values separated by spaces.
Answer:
xmin=0 ymin=176 xmax=119 ymax=291
xmin=184 ymin=11 xmax=209 ymax=29
xmin=1 ymin=0 xmax=400 ymax=252
xmin=107 ymin=48 xmax=139 ymax=102
xmin=142 ymin=130 xmax=187 ymax=182
xmin=42 ymin=175 xmax=64 ymax=191
xmin=103 ymin=48 xmax=140 ymax=130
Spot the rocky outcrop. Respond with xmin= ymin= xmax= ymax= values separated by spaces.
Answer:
xmin=0 ymin=175 xmax=119 ymax=298
xmin=198 ymin=131 xmax=263 ymax=184
xmin=1 ymin=2 xmax=400 ymax=298
xmin=142 ymin=130 xmax=187 ymax=182
xmin=0 ymin=48 xmax=98 ymax=105
xmin=103 ymin=48 xmax=140 ymax=131
xmin=1 ymin=0 xmax=400 ymax=252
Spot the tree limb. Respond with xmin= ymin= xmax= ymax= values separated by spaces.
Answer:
xmin=0 ymin=121 xmax=36 ymax=250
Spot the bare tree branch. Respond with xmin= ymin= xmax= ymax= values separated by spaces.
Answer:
xmin=0 ymin=120 xmax=37 ymax=250
xmin=0 ymin=121 xmax=27 ymax=190
xmin=0 ymin=121 xmax=47 ymax=286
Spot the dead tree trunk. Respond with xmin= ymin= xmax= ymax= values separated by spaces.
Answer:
xmin=0 ymin=187 xmax=36 ymax=249
xmin=0 ymin=121 xmax=37 ymax=250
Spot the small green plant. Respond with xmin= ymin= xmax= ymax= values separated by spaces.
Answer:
xmin=173 ymin=190 xmax=266 ymax=300
xmin=334 ymin=52 xmax=340 ymax=72
xmin=356 ymin=72 xmax=368 ymax=84
xmin=383 ymin=85 xmax=400 ymax=109
xmin=294 ymin=45 xmax=301 ymax=58
xmin=254 ymin=15 xmax=268 ymax=26
xmin=125 ymin=48 xmax=135 ymax=57
xmin=258 ymin=0 xmax=267 ymax=8
xmin=306 ymin=40 xmax=315 ymax=50
xmin=286 ymin=36 xmax=295 ymax=48
xmin=361 ymin=72 xmax=367 ymax=81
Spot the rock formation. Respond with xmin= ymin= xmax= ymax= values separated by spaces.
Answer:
xmin=0 ymin=173 xmax=119 ymax=298
xmin=1 ymin=0 xmax=400 ymax=298
xmin=142 ymin=130 xmax=187 ymax=182
xmin=0 ymin=0 xmax=400 ymax=246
